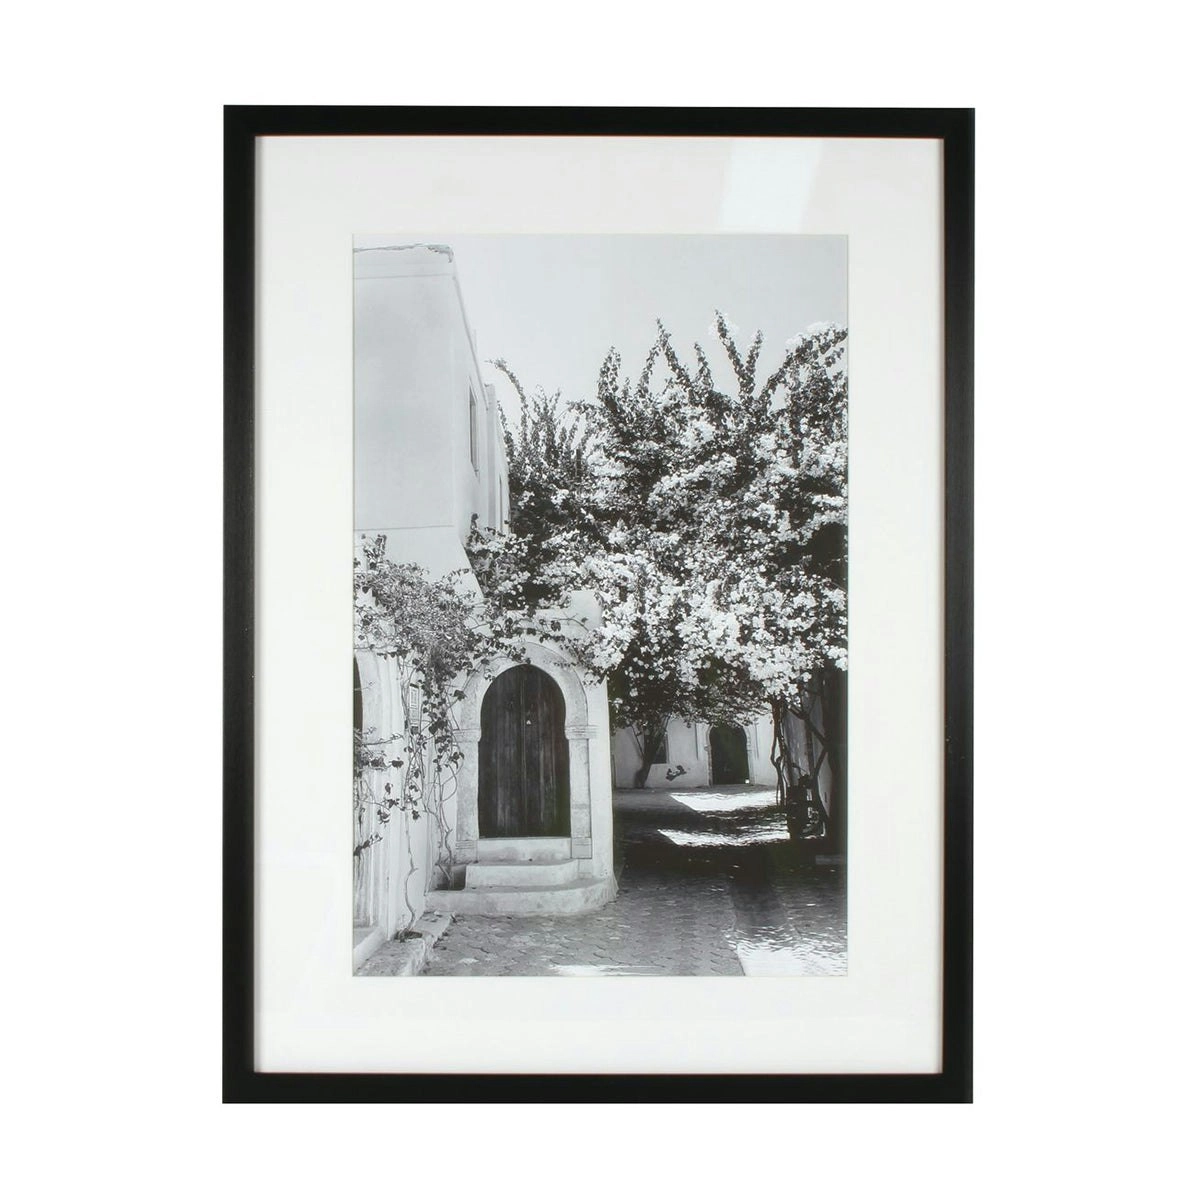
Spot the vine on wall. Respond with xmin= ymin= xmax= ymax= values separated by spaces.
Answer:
xmin=353 ymin=534 xmax=531 ymax=922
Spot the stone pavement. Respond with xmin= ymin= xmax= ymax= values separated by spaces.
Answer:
xmin=421 ymin=786 xmax=847 ymax=977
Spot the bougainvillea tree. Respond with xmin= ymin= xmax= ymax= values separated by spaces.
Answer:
xmin=469 ymin=315 xmax=847 ymax=837
xmin=579 ymin=316 xmax=847 ymax=828
xmin=471 ymin=350 xmax=762 ymax=787
xmin=650 ymin=317 xmax=848 ymax=842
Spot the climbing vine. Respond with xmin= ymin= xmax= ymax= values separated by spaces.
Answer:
xmin=353 ymin=534 xmax=530 ymax=916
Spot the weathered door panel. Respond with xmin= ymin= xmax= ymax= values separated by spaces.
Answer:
xmin=479 ymin=665 xmax=570 ymax=837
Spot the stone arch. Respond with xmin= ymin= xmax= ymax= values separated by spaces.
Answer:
xmin=460 ymin=640 xmax=589 ymax=734
xmin=453 ymin=640 xmax=596 ymax=866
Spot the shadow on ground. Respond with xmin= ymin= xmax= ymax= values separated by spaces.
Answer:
xmin=614 ymin=787 xmax=847 ymax=976
xmin=420 ymin=786 xmax=846 ymax=977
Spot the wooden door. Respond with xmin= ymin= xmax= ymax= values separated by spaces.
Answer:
xmin=709 ymin=724 xmax=749 ymax=785
xmin=479 ymin=665 xmax=570 ymax=838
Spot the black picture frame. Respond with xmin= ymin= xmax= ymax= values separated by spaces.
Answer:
xmin=224 ymin=106 xmax=973 ymax=1103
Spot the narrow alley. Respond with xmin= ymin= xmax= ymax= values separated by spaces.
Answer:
xmin=421 ymin=786 xmax=846 ymax=977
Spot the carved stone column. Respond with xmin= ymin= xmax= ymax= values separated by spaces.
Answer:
xmin=453 ymin=726 xmax=481 ymax=863
xmin=565 ymin=724 xmax=596 ymax=859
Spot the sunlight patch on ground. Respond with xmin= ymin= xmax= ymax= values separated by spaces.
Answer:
xmin=667 ymin=788 xmax=777 ymax=813
xmin=735 ymin=943 xmax=847 ymax=976
xmin=658 ymin=825 xmax=789 ymax=847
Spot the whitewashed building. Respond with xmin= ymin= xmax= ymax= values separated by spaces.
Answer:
xmin=610 ymin=715 xmax=778 ymax=790
xmin=352 ymin=244 xmax=616 ymax=970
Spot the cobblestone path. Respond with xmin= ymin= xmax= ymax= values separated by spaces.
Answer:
xmin=421 ymin=787 xmax=847 ymax=977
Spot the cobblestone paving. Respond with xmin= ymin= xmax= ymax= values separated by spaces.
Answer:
xmin=421 ymin=786 xmax=847 ymax=977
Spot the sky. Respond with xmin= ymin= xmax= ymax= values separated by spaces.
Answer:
xmin=359 ymin=234 xmax=846 ymax=424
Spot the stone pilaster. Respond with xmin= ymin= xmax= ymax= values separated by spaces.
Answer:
xmin=565 ymin=724 xmax=596 ymax=858
xmin=453 ymin=726 xmax=481 ymax=863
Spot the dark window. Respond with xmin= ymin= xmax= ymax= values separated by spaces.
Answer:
xmin=469 ymin=386 xmax=479 ymax=471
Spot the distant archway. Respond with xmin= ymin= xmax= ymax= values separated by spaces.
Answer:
xmin=709 ymin=724 xmax=750 ymax=785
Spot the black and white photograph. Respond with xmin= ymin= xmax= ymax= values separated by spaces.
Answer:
xmin=351 ymin=235 xmax=849 ymax=977
xmin=14 ymin=0 xmax=1200 ymax=1177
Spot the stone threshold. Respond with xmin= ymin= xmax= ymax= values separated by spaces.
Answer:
xmin=428 ymin=875 xmax=616 ymax=916
xmin=355 ymin=911 xmax=454 ymax=976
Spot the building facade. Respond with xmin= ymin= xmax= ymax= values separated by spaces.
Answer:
xmin=352 ymin=244 xmax=616 ymax=968
xmin=610 ymin=714 xmax=778 ymax=790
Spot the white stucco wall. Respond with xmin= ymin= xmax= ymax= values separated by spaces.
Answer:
xmin=352 ymin=244 xmax=606 ymax=937
xmin=354 ymin=649 xmax=457 ymax=947
xmin=354 ymin=244 xmax=507 ymax=576
xmin=610 ymin=713 xmax=778 ymax=789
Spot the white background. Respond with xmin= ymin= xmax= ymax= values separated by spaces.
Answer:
xmin=3 ymin=1 xmax=1197 ymax=1196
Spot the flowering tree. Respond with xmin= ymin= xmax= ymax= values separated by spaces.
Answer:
xmin=570 ymin=339 xmax=777 ymax=784
xmin=469 ymin=315 xmax=847 ymax=836
xmin=479 ymin=361 xmax=595 ymax=610
xmin=657 ymin=317 xmax=847 ymax=843
xmin=471 ymin=352 xmax=761 ymax=787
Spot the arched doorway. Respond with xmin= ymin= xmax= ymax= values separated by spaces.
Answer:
xmin=479 ymin=664 xmax=570 ymax=838
xmin=709 ymin=724 xmax=749 ymax=785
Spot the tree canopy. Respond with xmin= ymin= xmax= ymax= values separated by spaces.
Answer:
xmin=468 ymin=315 xmax=848 ymax=811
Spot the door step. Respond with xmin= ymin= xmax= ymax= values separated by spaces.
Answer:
xmin=476 ymin=837 xmax=571 ymax=863
xmin=428 ymin=875 xmax=617 ymax=916
xmin=466 ymin=858 xmax=579 ymax=888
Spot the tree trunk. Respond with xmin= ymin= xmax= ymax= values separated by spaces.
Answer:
xmin=632 ymin=718 xmax=667 ymax=789
xmin=770 ymin=699 xmax=810 ymax=842
xmin=817 ymin=667 xmax=847 ymax=854
xmin=773 ymin=692 xmax=845 ymax=846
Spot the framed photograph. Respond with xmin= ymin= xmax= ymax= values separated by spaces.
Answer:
xmin=225 ymin=107 xmax=972 ymax=1102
